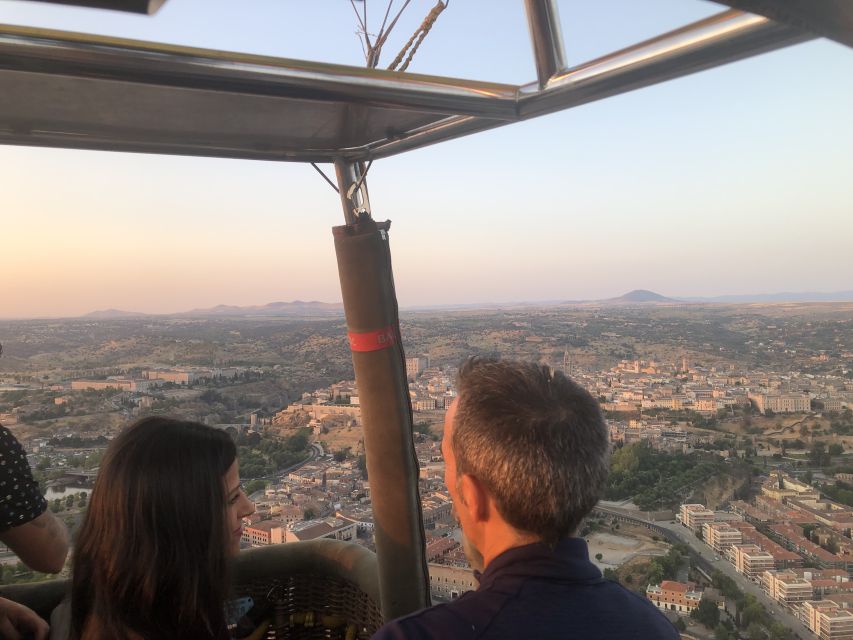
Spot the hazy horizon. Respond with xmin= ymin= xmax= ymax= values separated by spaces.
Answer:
xmin=3 ymin=288 xmax=853 ymax=321
xmin=2 ymin=0 xmax=852 ymax=318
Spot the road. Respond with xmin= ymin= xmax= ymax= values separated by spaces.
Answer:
xmin=655 ymin=521 xmax=809 ymax=639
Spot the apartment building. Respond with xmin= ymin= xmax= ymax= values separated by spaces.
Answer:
xmin=428 ymin=563 xmax=476 ymax=601
xmin=733 ymin=544 xmax=775 ymax=580
xmin=406 ymin=355 xmax=429 ymax=379
xmin=645 ymin=580 xmax=703 ymax=614
xmin=680 ymin=504 xmax=716 ymax=532
xmin=703 ymin=522 xmax=743 ymax=553
xmin=802 ymin=600 xmax=853 ymax=640
xmin=242 ymin=519 xmax=285 ymax=546
xmin=760 ymin=570 xmax=813 ymax=609
xmin=276 ymin=504 xmax=303 ymax=527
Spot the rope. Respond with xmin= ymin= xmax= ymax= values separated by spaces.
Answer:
xmin=387 ymin=0 xmax=447 ymax=73
xmin=310 ymin=162 xmax=339 ymax=193
xmin=346 ymin=160 xmax=373 ymax=202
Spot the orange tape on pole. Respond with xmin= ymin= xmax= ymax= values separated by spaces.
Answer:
xmin=348 ymin=326 xmax=397 ymax=352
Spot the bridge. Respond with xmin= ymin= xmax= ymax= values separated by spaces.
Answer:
xmin=592 ymin=505 xmax=714 ymax=581
xmin=49 ymin=468 xmax=98 ymax=485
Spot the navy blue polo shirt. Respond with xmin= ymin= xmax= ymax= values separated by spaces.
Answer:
xmin=372 ymin=538 xmax=680 ymax=639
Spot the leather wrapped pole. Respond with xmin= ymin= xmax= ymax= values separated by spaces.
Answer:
xmin=332 ymin=216 xmax=430 ymax=620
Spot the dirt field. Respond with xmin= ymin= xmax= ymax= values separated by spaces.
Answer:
xmin=317 ymin=418 xmax=364 ymax=455
xmin=586 ymin=531 xmax=669 ymax=569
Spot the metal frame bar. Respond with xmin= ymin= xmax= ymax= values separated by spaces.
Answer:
xmin=523 ymin=0 xmax=567 ymax=89
xmin=0 ymin=6 xmax=827 ymax=163
xmin=0 ymin=24 xmax=519 ymax=120
xmin=517 ymin=10 xmax=813 ymax=119
xmin=365 ymin=10 xmax=812 ymax=159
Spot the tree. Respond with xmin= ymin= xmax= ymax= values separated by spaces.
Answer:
xmin=746 ymin=622 xmax=767 ymax=640
xmin=647 ymin=562 xmax=664 ymax=586
xmin=602 ymin=568 xmax=619 ymax=582
xmin=674 ymin=617 xmax=687 ymax=632
xmin=244 ymin=479 xmax=267 ymax=495
xmin=829 ymin=443 xmax=844 ymax=456
xmin=692 ymin=598 xmax=721 ymax=629
xmin=595 ymin=553 xmax=603 ymax=561
xmin=803 ymin=470 xmax=813 ymax=484
xmin=303 ymin=507 xmax=317 ymax=521
xmin=740 ymin=598 xmax=764 ymax=629
xmin=714 ymin=623 xmax=734 ymax=640
xmin=200 ymin=389 xmax=223 ymax=404
xmin=810 ymin=441 xmax=830 ymax=467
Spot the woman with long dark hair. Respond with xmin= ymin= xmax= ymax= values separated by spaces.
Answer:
xmin=68 ymin=417 xmax=255 ymax=639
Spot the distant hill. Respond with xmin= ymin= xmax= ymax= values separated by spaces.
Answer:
xmin=684 ymin=290 xmax=853 ymax=303
xmin=70 ymin=290 xmax=853 ymax=320
xmin=75 ymin=301 xmax=343 ymax=319
xmin=603 ymin=290 xmax=678 ymax=304
xmin=182 ymin=300 xmax=343 ymax=317
xmin=82 ymin=308 xmax=148 ymax=319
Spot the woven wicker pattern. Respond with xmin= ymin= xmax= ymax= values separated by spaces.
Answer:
xmin=236 ymin=571 xmax=383 ymax=640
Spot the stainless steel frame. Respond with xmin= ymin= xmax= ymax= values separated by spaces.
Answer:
xmin=0 ymin=2 xmax=841 ymax=164
xmin=524 ymin=0 xmax=566 ymax=89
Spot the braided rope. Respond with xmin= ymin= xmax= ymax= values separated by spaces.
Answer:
xmin=387 ymin=0 xmax=447 ymax=72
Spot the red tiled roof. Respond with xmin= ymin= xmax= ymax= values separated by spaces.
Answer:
xmin=246 ymin=519 xmax=283 ymax=533
xmin=660 ymin=581 xmax=690 ymax=593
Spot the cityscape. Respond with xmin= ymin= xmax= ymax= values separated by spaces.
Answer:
xmin=1 ymin=300 xmax=851 ymax=639
xmin=1 ymin=1 xmax=851 ymax=637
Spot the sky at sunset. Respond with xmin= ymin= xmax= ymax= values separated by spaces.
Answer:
xmin=2 ymin=0 xmax=852 ymax=318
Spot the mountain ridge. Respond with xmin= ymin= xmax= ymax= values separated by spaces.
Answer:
xmin=63 ymin=290 xmax=853 ymax=319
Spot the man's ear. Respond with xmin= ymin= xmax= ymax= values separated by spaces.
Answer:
xmin=459 ymin=473 xmax=489 ymax=522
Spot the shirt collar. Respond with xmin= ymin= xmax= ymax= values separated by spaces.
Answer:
xmin=474 ymin=538 xmax=602 ymax=590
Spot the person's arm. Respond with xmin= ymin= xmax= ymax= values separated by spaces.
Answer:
xmin=0 ymin=597 xmax=49 ymax=640
xmin=0 ymin=425 xmax=70 ymax=573
xmin=0 ymin=510 xmax=69 ymax=574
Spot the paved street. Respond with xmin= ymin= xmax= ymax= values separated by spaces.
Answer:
xmin=656 ymin=521 xmax=810 ymax=639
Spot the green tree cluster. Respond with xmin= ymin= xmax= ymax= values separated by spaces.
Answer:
xmin=606 ymin=442 xmax=728 ymax=510
xmin=244 ymin=479 xmax=267 ymax=495
xmin=0 ymin=561 xmax=54 ymax=586
xmin=691 ymin=598 xmax=720 ymax=629
xmin=829 ymin=409 xmax=853 ymax=435
xmin=645 ymin=545 xmax=687 ymax=586
xmin=709 ymin=574 xmax=792 ymax=640
xmin=237 ymin=429 xmax=311 ymax=478
xmin=818 ymin=480 xmax=853 ymax=508
xmin=810 ymin=442 xmax=831 ymax=467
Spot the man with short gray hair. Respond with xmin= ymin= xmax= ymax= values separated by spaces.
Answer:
xmin=373 ymin=357 xmax=679 ymax=639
